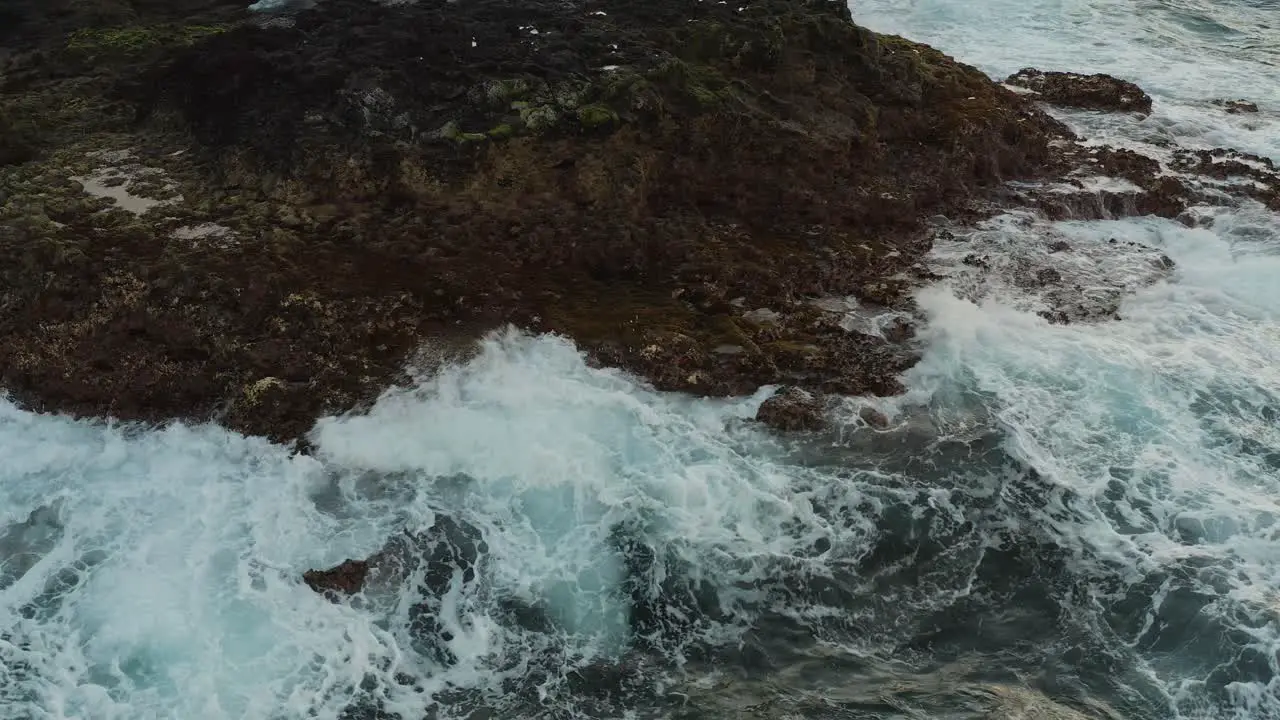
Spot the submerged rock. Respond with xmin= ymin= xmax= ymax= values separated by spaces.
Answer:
xmin=304 ymin=514 xmax=487 ymax=664
xmin=1213 ymin=98 xmax=1259 ymax=114
xmin=0 ymin=500 xmax=66 ymax=590
xmin=304 ymin=515 xmax=486 ymax=599
xmin=1006 ymin=67 xmax=1153 ymax=114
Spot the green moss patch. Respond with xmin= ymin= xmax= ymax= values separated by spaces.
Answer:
xmin=575 ymin=104 xmax=619 ymax=130
xmin=67 ymin=24 xmax=229 ymax=57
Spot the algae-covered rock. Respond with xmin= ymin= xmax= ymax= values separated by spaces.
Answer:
xmin=66 ymin=24 xmax=229 ymax=57
xmin=0 ymin=109 xmax=40 ymax=166
xmin=486 ymin=123 xmax=516 ymax=140
xmin=576 ymin=103 xmax=619 ymax=130
xmin=0 ymin=0 xmax=1074 ymax=442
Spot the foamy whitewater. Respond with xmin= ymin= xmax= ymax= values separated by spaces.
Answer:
xmin=3 ymin=1 xmax=1278 ymax=719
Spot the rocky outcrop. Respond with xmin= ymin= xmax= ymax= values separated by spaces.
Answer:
xmin=0 ymin=0 xmax=1271 ymax=444
xmin=304 ymin=515 xmax=487 ymax=663
xmin=305 ymin=515 xmax=486 ymax=599
xmin=755 ymin=386 xmax=827 ymax=432
xmin=1214 ymin=99 xmax=1259 ymax=114
xmin=1025 ymin=141 xmax=1280 ymax=224
xmin=303 ymin=558 xmax=368 ymax=599
xmin=1006 ymin=67 xmax=1152 ymax=114
xmin=1170 ymin=147 xmax=1280 ymax=211
xmin=0 ymin=0 xmax=1072 ymax=442
xmin=0 ymin=109 xmax=39 ymax=167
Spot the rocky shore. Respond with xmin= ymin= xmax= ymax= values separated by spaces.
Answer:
xmin=4 ymin=3 xmax=1278 ymax=720
xmin=0 ymin=0 xmax=1274 ymax=446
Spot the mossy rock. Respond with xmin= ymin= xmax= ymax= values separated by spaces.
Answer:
xmin=437 ymin=121 xmax=488 ymax=143
xmin=514 ymin=102 xmax=561 ymax=133
xmin=680 ymin=18 xmax=786 ymax=71
xmin=647 ymin=58 xmax=737 ymax=109
xmin=481 ymin=78 xmax=533 ymax=106
xmin=0 ymin=110 xmax=41 ymax=166
xmin=487 ymin=124 xmax=517 ymax=140
xmin=575 ymin=104 xmax=620 ymax=130
xmin=66 ymin=24 xmax=229 ymax=57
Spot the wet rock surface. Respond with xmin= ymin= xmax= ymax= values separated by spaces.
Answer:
xmin=1213 ymin=98 xmax=1259 ymax=114
xmin=925 ymin=210 xmax=1181 ymax=326
xmin=755 ymin=386 xmax=827 ymax=432
xmin=1006 ymin=67 xmax=1153 ymax=114
xmin=303 ymin=558 xmax=368 ymax=598
xmin=1022 ymin=138 xmax=1280 ymax=226
xmin=0 ymin=0 xmax=1273 ymax=446
xmin=1170 ymin=147 xmax=1280 ymax=211
xmin=0 ymin=0 xmax=1071 ymax=442
xmin=305 ymin=515 xmax=486 ymax=598
xmin=305 ymin=514 xmax=487 ymax=664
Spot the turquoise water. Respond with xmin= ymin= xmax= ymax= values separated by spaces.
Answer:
xmin=1 ymin=1 xmax=1278 ymax=718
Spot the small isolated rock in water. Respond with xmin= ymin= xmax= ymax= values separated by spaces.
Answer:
xmin=303 ymin=558 xmax=369 ymax=599
xmin=1047 ymin=240 xmax=1071 ymax=253
xmin=1214 ymin=99 xmax=1259 ymax=114
xmin=1006 ymin=68 xmax=1152 ymax=114
xmin=858 ymin=405 xmax=891 ymax=429
xmin=302 ymin=514 xmax=488 ymax=665
xmin=756 ymin=387 xmax=826 ymax=432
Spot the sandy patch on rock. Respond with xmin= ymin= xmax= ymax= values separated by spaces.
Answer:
xmin=72 ymin=149 xmax=183 ymax=216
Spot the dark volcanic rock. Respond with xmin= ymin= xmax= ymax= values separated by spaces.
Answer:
xmin=1006 ymin=67 xmax=1153 ymax=114
xmin=1034 ymin=268 xmax=1062 ymax=286
xmin=303 ymin=558 xmax=368 ymax=598
xmin=0 ymin=0 xmax=1072 ymax=441
xmin=305 ymin=515 xmax=487 ymax=598
xmin=1032 ymin=140 xmax=1277 ymax=222
xmin=0 ymin=0 xmax=244 ymax=48
xmin=0 ymin=109 xmax=39 ymax=166
xmin=756 ymin=386 xmax=826 ymax=432
xmin=304 ymin=514 xmax=487 ymax=663
xmin=1170 ymin=147 xmax=1280 ymax=211
xmin=1214 ymin=99 xmax=1259 ymax=114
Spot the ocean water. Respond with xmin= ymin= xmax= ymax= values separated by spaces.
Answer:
xmin=3 ymin=1 xmax=1279 ymax=719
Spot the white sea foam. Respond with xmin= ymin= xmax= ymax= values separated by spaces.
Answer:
xmin=0 ymin=334 xmax=874 ymax=719
xmin=852 ymin=3 xmax=1279 ymax=715
xmin=853 ymin=0 xmax=1280 ymax=164
xmin=2 ymin=2 xmax=1279 ymax=719
xmin=901 ymin=199 xmax=1280 ymax=720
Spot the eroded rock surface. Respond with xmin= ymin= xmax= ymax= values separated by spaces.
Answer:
xmin=756 ymin=386 xmax=827 ymax=432
xmin=303 ymin=558 xmax=368 ymax=598
xmin=2 ymin=0 xmax=1268 ymax=444
xmin=0 ymin=0 xmax=1071 ymax=442
xmin=1023 ymin=141 xmax=1280 ymax=225
xmin=1006 ymin=67 xmax=1153 ymax=114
